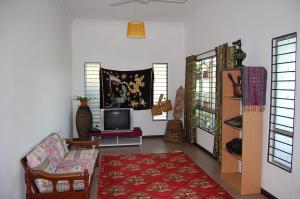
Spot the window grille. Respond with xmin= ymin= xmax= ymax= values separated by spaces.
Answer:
xmin=268 ymin=33 xmax=297 ymax=172
xmin=153 ymin=63 xmax=168 ymax=120
xmin=195 ymin=52 xmax=216 ymax=134
xmin=84 ymin=62 xmax=101 ymax=127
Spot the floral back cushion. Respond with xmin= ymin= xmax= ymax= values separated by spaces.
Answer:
xmin=26 ymin=144 xmax=56 ymax=192
xmin=40 ymin=133 xmax=68 ymax=169
xmin=55 ymin=131 xmax=69 ymax=154
xmin=26 ymin=145 xmax=53 ymax=170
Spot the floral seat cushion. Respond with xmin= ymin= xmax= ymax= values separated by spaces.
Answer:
xmin=37 ymin=149 xmax=98 ymax=193
xmin=36 ymin=180 xmax=85 ymax=193
xmin=56 ymin=149 xmax=98 ymax=176
xmin=64 ymin=149 xmax=98 ymax=162
xmin=26 ymin=133 xmax=98 ymax=193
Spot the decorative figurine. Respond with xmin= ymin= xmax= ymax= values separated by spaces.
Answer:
xmin=232 ymin=39 xmax=246 ymax=68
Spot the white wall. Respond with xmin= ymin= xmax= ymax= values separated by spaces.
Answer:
xmin=185 ymin=0 xmax=299 ymax=198
xmin=291 ymin=1 xmax=300 ymax=198
xmin=0 ymin=0 xmax=72 ymax=198
xmin=72 ymin=20 xmax=185 ymax=136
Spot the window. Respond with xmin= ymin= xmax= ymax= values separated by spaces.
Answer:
xmin=84 ymin=62 xmax=101 ymax=127
xmin=268 ymin=33 xmax=297 ymax=172
xmin=195 ymin=52 xmax=216 ymax=134
xmin=153 ymin=63 xmax=168 ymax=120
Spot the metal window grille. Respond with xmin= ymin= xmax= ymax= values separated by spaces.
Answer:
xmin=153 ymin=63 xmax=168 ymax=120
xmin=196 ymin=51 xmax=216 ymax=134
xmin=268 ymin=32 xmax=297 ymax=172
xmin=84 ymin=62 xmax=101 ymax=127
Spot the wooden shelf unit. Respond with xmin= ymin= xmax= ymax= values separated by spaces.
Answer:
xmin=222 ymin=148 xmax=242 ymax=161
xmin=224 ymin=122 xmax=242 ymax=131
xmin=221 ymin=69 xmax=263 ymax=195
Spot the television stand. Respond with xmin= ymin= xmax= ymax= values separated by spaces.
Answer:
xmin=89 ymin=127 xmax=143 ymax=146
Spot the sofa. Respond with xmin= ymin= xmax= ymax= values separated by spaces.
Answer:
xmin=21 ymin=132 xmax=99 ymax=199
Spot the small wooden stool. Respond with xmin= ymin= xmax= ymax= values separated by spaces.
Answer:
xmin=164 ymin=120 xmax=183 ymax=143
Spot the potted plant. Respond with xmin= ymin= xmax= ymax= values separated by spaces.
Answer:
xmin=73 ymin=96 xmax=94 ymax=107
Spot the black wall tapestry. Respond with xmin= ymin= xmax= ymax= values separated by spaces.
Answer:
xmin=100 ymin=68 xmax=153 ymax=110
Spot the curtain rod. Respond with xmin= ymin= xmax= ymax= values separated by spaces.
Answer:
xmin=196 ymin=39 xmax=241 ymax=57
xmin=196 ymin=49 xmax=215 ymax=57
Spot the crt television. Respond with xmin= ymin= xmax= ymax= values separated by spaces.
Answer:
xmin=101 ymin=108 xmax=133 ymax=131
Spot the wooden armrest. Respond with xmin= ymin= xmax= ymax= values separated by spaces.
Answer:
xmin=65 ymin=139 xmax=100 ymax=149
xmin=30 ymin=169 xmax=84 ymax=180
xmin=28 ymin=168 xmax=89 ymax=192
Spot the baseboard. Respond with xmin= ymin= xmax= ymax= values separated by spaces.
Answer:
xmin=261 ymin=188 xmax=278 ymax=199
xmin=194 ymin=143 xmax=214 ymax=158
xmin=142 ymin=135 xmax=164 ymax=138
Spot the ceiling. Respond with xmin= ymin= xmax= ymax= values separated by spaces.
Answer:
xmin=62 ymin=0 xmax=209 ymax=23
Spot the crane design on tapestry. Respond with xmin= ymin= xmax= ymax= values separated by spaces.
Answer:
xmin=100 ymin=68 xmax=153 ymax=110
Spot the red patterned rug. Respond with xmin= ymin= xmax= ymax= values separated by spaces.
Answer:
xmin=98 ymin=151 xmax=233 ymax=199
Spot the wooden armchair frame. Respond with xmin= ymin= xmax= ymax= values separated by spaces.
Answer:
xmin=21 ymin=138 xmax=100 ymax=199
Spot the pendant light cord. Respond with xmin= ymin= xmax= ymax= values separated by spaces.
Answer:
xmin=134 ymin=1 xmax=137 ymax=21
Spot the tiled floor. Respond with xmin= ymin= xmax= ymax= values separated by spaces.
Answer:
xmin=90 ymin=137 xmax=268 ymax=199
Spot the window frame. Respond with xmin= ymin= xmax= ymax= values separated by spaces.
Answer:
xmin=268 ymin=32 xmax=297 ymax=172
xmin=152 ymin=63 xmax=168 ymax=121
xmin=195 ymin=51 xmax=216 ymax=135
xmin=84 ymin=62 xmax=101 ymax=127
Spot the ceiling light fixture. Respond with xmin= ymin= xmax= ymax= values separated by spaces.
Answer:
xmin=110 ymin=0 xmax=188 ymax=38
xmin=110 ymin=0 xmax=187 ymax=7
xmin=127 ymin=2 xmax=145 ymax=38
xmin=127 ymin=21 xmax=145 ymax=38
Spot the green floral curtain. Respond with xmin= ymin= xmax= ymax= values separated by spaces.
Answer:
xmin=213 ymin=44 xmax=235 ymax=162
xmin=184 ymin=55 xmax=198 ymax=143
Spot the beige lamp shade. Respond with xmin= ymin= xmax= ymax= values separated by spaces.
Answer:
xmin=127 ymin=21 xmax=145 ymax=38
